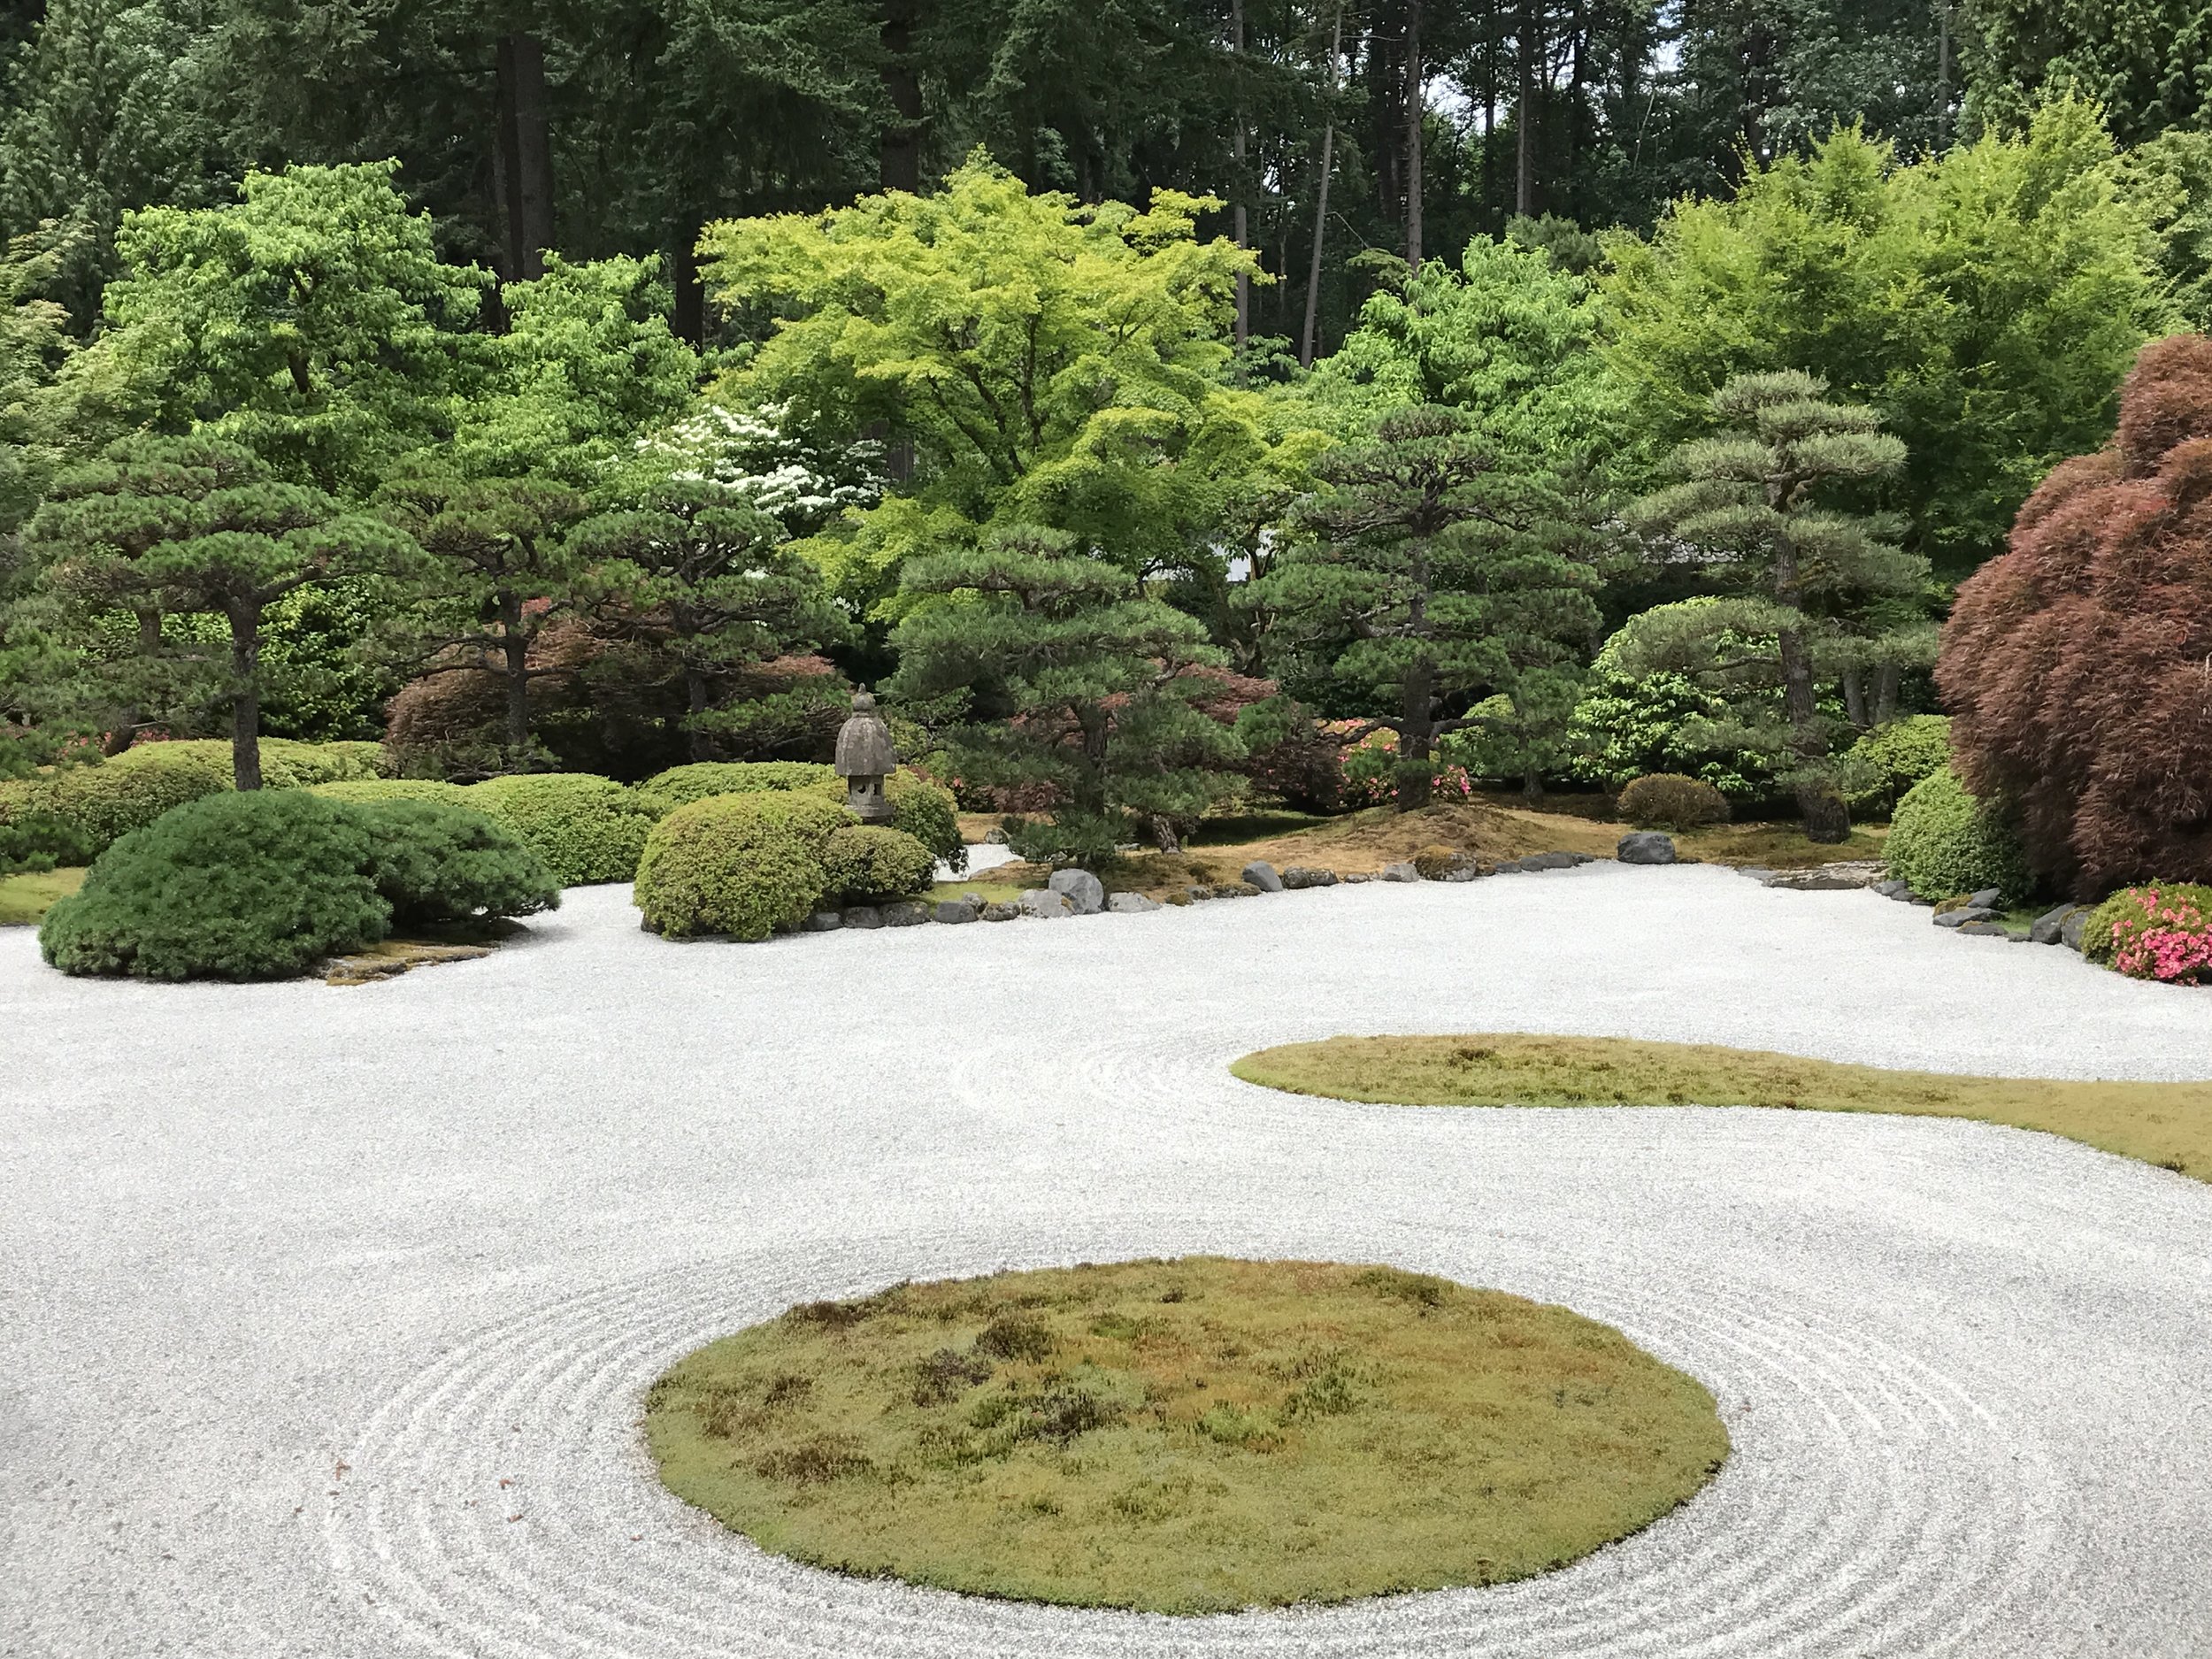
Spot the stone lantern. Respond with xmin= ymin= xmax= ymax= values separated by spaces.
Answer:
xmin=834 ymin=690 xmax=897 ymax=824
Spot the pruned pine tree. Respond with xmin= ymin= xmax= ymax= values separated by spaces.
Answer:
xmin=1258 ymin=404 xmax=1599 ymax=810
xmin=1625 ymin=370 xmax=1923 ymax=842
xmin=886 ymin=525 xmax=1241 ymax=866
xmin=28 ymin=434 xmax=413 ymax=787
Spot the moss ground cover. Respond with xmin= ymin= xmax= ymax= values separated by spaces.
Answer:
xmin=646 ymin=1256 xmax=1728 ymax=1614
xmin=1233 ymin=1035 xmax=2212 ymax=1182
xmin=0 ymin=866 xmax=84 ymax=926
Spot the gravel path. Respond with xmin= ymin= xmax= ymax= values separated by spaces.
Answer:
xmin=4 ymin=864 xmax=2211 ymax=1659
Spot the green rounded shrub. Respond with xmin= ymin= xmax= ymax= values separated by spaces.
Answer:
xmin=634 ymin=791 xmax=849 ymax=941
xmin=636 ymin=761 xmax=838 ymax=810
xmin=259 ymin=738 xmax=387 ymax=786
xmin=1884 ymin=765 xmax=2032 ymax=903
xmin=0 ymin=779 xmax=94 ymax=874
xmin=1616 ymin=772 xmax=1731 ymax=829
xmin=883 ymin=770 xmax=963 ymax=871
xmin=464 ymin=773 xmax=663 ymax=887
xmin=41 ymin=743 xmax=235 ymax=850
xmin=311 ymin=778 xmax=472 ymax=808
xmin=40 ymin=791 xmax=389 ymax=980
xmin=352 ymin=798 xmax=561 ymax=927
xmin=2079 ymin=884 xmax=2212 ymax=980
xmin=820 ymin=825 xmax=935 ymax=902
xmin=1844 ymin=716 xmax=1951 ymax=816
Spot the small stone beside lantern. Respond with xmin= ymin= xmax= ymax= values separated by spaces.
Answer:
xmin=834 ymin=691 xmax=897 ymax=824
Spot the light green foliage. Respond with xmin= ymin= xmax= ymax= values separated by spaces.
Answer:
xmin=91 ymin=162 xmax=488 ymax=494
xmin=1256 ymin=405 xmax=1601 ymax=810
xmin=886 ymin=525 xmax=1240 ymax=864
xmin=635 ymin=761 xmax=838 ymax=810
xmin=1844 ymin=715 xmax=1951 ymax=815
xmin=632 ymin=788 xmax=849 ymax=941
xmin=877 ymin=769 xmax=962 ymax=868
xmin=39 ymin=787 xmax=554 ymax=979
xmin=32 ymin=736 xmax=380 ymax=852
xmin=2121 ymin=129 xmax=2212 ymax=331
xmin=464 ymin=773 xmax=662 ymax=887
xmin=310 ymin=778 xmax=470 ymax=807
xmin=1627 ymin=371 xmax=1924 ymax=840
xmin=1602 ymin=107 xmax=2168 ymax=571
xmin=1566 ymin=602 xmax=1788 ymax=797
xmin=629 ymin=403 xmax=882 ymax=539
xmin=1617 ymin=773 xmax=1732 ymax=830
xmin=1884 ymin=765 xmax=2032 ymax=903
xmin=819 ymin=824 xmax=934 ymax=902
xmin=699 ymin=157 xmax=1320 ymax=613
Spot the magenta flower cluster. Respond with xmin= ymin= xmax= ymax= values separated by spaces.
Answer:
xmin=2107 ymin=886 xmax=2212 ymax=985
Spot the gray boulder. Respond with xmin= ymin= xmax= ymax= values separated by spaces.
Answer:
xmin=1279 ymin=866 xmax=1338 ymax=889
xmin=2061 ymin=908 xmax=2093 ymax=951
xmin=1765 ymin=871 xmax=1868 ymax=892
xmin=1107 ymin=892 xmax=1163 ymax=913
xmin=1340 ymin=871 xmax=1375 ymax=883
xmin=1017 ymin=888 xmax=1076 ymax=919
xmin=1240 ymin=860 xmax=1284 ymax=893
xmin=882 ymin=901 xmax=931 ymax=927
xmin=1966 ymin=887 xmax=2002 ymax=910
xmin=1437 ymin=864 xmax=1487 ymax=883
xmin=1517 ymin=850 xmax=1579 ymax=871
xmin=984 ymin=827 xmax=1010 ymax=844
xmin=1378 ymin=862 xmax=1422 ymax=883
xmin=841 ymin=905 xmax=883 ymax=930
xmin=803 ymin=910 xmax=842 ymax=932
xmin=1955 ymin=920 xmax=2011 ymax=937
xmin=1873 ymin=879 xmax=1914 ymax=901
xmin=1493 ymin=859 xmax=1525 ymax=873
xmin=1617 ymin=832 xmax=1678 ymax=866
xmin=933 ymin=896 xmax=981 ymax=925
xmin=1047 ymin=868 xmax=1106 ymax=915
xmin=2028 ymin=902 xmax=2085 ymax=946
xmin=1739 ymin=866 xmax=1775 ymax=883
xmin=1933 ymin=906 xmax=1998 ymax=929
xmin=979 ymin=901 xmax=1021 ymax=922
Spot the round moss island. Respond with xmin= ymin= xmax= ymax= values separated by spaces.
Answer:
xmin=644 ymin=1256 xmax=1729 ymax=1614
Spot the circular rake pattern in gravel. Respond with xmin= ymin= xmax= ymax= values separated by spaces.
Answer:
xmin=322 ymin=1217 xmax=2066 ymax=1659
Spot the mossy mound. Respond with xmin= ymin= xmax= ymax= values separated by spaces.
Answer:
xmin=647 ymin=1256 xmax=1728 ymax=1613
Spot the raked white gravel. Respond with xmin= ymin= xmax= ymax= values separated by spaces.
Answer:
xmin=4 ymin=863 xmax=2211 ymax=1659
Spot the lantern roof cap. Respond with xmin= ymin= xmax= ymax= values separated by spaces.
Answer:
xmin=834 ymin=691 xmax=897 ymax=776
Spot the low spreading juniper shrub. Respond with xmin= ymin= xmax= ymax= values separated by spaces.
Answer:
xmin=2080 ymin=885 xmax=2212 ymax=983
xmin=1616 ymin=772 xmax=1731 ymax=830
xmin=819 ymin=825 xmax=935 ymax=903
xmin=633 ymin=790 xmax=849 ymax=941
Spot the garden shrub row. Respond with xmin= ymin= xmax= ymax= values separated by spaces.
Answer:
xmin=39 ymin=790 xmax=558 ymax=980
xmin=14 ymin=739 xmax=388 ymax=858
xmin=637 ymin=760 xmax=963 ymax=870
xmin=314 ymin=774 xmax=661 ymax=887
xmin=634 ymin=793 xmax=936 ymax=941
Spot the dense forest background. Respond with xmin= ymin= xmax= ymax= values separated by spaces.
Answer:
xmin=3 ymin=0 xmax=2197 ymax=352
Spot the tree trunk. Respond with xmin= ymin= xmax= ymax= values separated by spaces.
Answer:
xmin=1482 ymin=2 xmax=1497 ymax=225
xmin=1515 ymin=0 xmax=1539 ymax=217
xmin=1300 ymin=5 xmax=1343 ymax=369
xmin=1841 ymin=666 xmax=1868 ymax=730
xmin=685 ymin=667 xmax=713 ymax=762
xmin=495 ymin=34 xmax=554 ymax=282
xmin=1523 ymin=767 xmax=1543 ymax=802
xmin=1778 ymin=624 xmax=1847 ymax=841
xmin=1231 ymin=0 xmax=1248 ymax=349
xmin=1403 ymin=0 xmax=1423 ymax=270
xmin=1396 ymin=658 xmax=1433 ymax=811
xmin=879 ymin=0 xmax=923 ymax=191
xmin=671 ymin=227 xmax=704 ymax=345
xmin=500 ymin=593 xmax=531 ymax=757
xmin=1873 ymin=664 xmax=1901 ymax=726
xmin=229 ymin=607 xmax=263 ymax=792
xmin=1368 ymin=19 xmax=1401 ymax=227
xmin=1148 ymin=813 xmax=1183 ymax=854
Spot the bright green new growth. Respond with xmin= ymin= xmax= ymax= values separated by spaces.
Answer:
xmin=1884 ymin=765 xmax=2032 ymax=903
xmin=34 ymin=738 xmax=382 ymax=854
xmin=634 ymin=790 xmax=850 ymax=940
xmin=646 ymin=1258 xmax=1728 ymax=1614
xmin=634 ymin=761 xmax=839 ymax=811
xmin=452 ymin=774 xmax=661 ymax=887
xmin=1844 ymin=715 xmax=1952 ymax=814
xmin=819 ymin=825 xmax=934 ymax=904
xmin=37 ymin=788 xmax=556 ymax=980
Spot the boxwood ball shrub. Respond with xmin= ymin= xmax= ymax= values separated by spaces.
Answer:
xmin=464 ymin=773 xmax=663 ymax=887
xmin=1844 ymin=716 xmax=1951 ymax=815
xmin=40 ymin=790 xmax=557 ymax=981
xmin=634 ymin=791 xmax=850 ymax=940
xmin=877 ymin=770 xmax=963 ymax=871
xmin=635 ymin=761 xmax=838 ymax=811
xmin=352 ymin=798 xmax=560 ymax=927
xmin=2080 ymin=885 xmax=2212 ymax=983
xmin=1884 ymin=765 xmax=2032 ymax=903
xmin=1616 ymin=772 xmax=1731 ymax=830
xmin=820 ymin=825 xmax=935 ymax=903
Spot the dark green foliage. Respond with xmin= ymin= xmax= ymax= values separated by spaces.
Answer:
xmin=819 ymin=825 xmax=934 ymax=904
xmin=351 ymin=797 xmax=559 ymax=928
xmin=635 ymin=761 xmax=837 ymax=811
xmin=876 ymin=771 xmax=963 ymax=870
xmin=463 ymin=773 xmax=661 ymax=887
xmin=39 ymin=788 xmax=388 ymax=979
xmin=632 ymin=789 xmax=848 ymax=941
xmin=1884 ymin=765 xmax=2032 ymax=904
xmin=1616 ymin=774 xmax=1730 ymax=830
xmin=1844 ymin=715 xmax=1950 ymax=816
xmin=0 ymin=792 xmax=92 ymax=872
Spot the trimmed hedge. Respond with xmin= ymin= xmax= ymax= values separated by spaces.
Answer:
xmin=0 ymin=779 xmax=93 ymax=874
xmin=2080 ymin=885 xmax=2212 ymax=983
xmin=29 ymin=739 xmax=388 ymax=856
xmin=635 ymin=761 xmax=838 ymax=810
xmin=821 ymin=825 xmax=935 ymax=903
xmin=462 ymin=774 xmax=661 ymax=887
xmin=1884 ymin=765 xmax=2032 ymax=903
xmin=39 ymin=790 xmax=555 ymax=981
xmin=634 ymin=791 xmax=849 ymax=941
xmin=878 ymin=770 xmax=963 ymax=871
xmin=1617 ymin=772 xmax=1730 ymax=830
xmin=1844 ymin=716 xmax=1951 ymax=815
